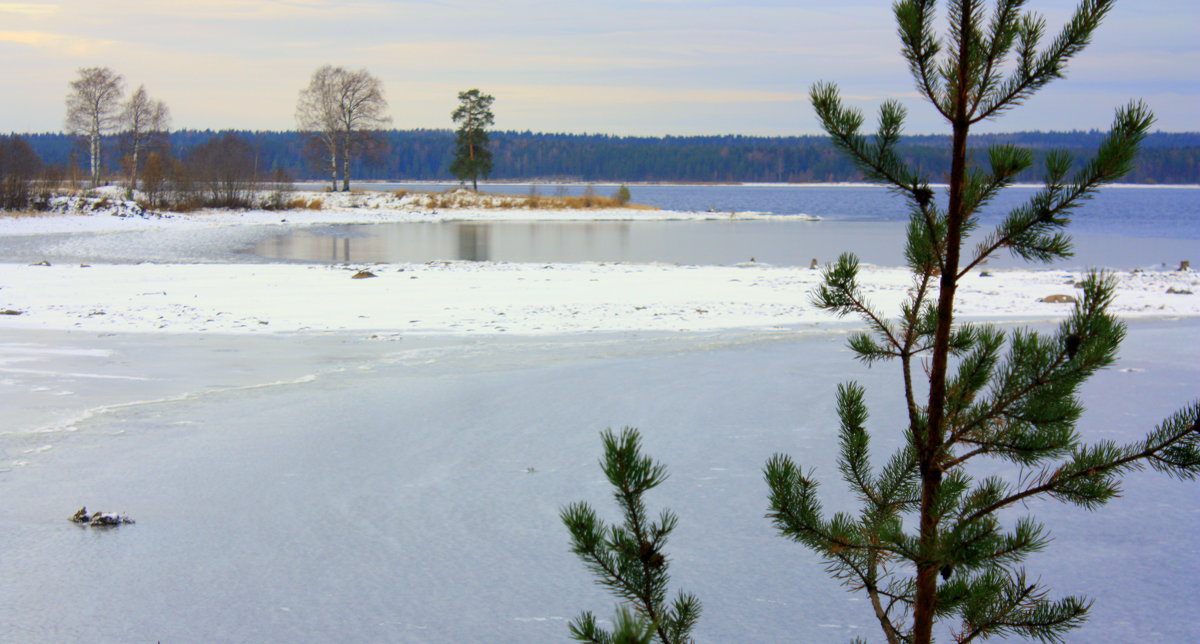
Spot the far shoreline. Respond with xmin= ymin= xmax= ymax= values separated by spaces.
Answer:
xmin=325 ymin=180 xmax=1200 ymax=189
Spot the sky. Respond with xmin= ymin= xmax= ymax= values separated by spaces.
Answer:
xmin=1 ymin=0 xmax=1197 ymax=136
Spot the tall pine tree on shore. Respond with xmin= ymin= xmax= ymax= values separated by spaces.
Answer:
xmin=450 ymin=89 xmax=495 ymax=191
xmin=764 ymin=2 xmax=1200 ymax=642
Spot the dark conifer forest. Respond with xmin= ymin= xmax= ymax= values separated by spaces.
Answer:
xmin=15 ymin=129 xmax=1200 ymax=184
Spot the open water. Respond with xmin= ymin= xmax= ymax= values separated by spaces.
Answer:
xmin=267 ymin=184 xmax=1198 ymax=268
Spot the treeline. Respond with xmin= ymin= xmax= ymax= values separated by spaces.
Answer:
xmin=0 ymin=131 xmax=300 ymax=212
xmin=12 ymin=129 xmax=1200 ymax=186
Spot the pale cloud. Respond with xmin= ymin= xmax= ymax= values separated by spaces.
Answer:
xmin=120 ymin=0 xmax=381 ymax=21
xmin=365 ymin=41 xmax=693 ymax=74
xmin=492 ymin=84 xmax=810 ymax=107
xmin=0 ymin=30 xmax=115 ymax=56
xmin=0 ymin=2 xmax=59 ymax=16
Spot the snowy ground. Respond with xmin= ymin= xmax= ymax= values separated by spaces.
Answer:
xmin=0 ymin=261 xmax=1197 ymax=336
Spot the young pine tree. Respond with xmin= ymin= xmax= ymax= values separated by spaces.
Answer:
xmin=764 ymin=1 xmax=1200 ymax=643
xmin=562 ymin=428 xmax=702 ymax=644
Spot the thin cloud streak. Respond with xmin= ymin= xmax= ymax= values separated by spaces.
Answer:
xmin=0 ymin=2 xmax=59 ymax=16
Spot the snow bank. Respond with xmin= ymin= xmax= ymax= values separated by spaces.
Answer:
xmin=0 ymin=262 xmax=1194 ymax=336
xmin=0 ymin=189 xmax=801 ymax=237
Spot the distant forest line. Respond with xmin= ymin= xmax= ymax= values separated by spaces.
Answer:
xmin=15 ymin=129 xmax=1200 ymax=185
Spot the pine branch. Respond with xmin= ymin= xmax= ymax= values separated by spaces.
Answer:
xmin=973 ymin=0 xmax=1118 ymax=122
xmin=895 ymin=0 xmax=946 ymax=115
xmin=564 ymin=428 xmax=700 ymax=644
xmin=946 ymin=274 xmax=1124 ymax=463
xmin=811 ymin=253 xmax=904 ymax=356
xmin=960 ymin=401 xmax=1199 ymax=523
xmin=966 ymin=0 xmax=1025 ymax=118
xmin=809 ymin=82 xmax=931 ymax=205
xmin=961 ymin=103 xmax=1153 ymax=276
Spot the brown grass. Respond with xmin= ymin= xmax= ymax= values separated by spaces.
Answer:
xmin=0 ymin=210 xmax=55 ymax=219
xmin=406 ymin=189 xmax=656 ymax=211
xmin=286 ymin=198 xmax=324 ymax=210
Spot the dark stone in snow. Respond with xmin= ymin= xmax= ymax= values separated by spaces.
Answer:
xmin=70 ymin=506 xmax=134 ymax=527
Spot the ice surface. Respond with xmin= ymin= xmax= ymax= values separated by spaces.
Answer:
xmin=0 ymin=323 xmax=1194 ymax=642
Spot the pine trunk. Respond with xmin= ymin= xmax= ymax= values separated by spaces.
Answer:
xmin=911 ymin=11 xmax=973 ymax=639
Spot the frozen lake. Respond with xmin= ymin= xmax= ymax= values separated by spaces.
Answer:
xmin=0 ymin=321 xmax=1196 ymax=642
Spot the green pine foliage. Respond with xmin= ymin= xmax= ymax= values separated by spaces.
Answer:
xmin=562 ymin=428 xmax=702 ymax=644
xmin=615 ymin=184 xmax=632 ymax=205
xmin=765 ymin=2 xmax=1200 ymax=643
xmin=450 ymin=89 xmax=495 ymax=191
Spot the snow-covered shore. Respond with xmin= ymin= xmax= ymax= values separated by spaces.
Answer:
xmin=1 ymin=261 xmax=1196 ymax=335
xmin=0 ymin=190 xmax=806 ymax=238
xmin=2 ymin=193 xmax=1196 ymax=335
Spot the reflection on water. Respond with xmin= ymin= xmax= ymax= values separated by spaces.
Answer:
xmin=458 ymin=224 xmax=489 ymax=261
xmin=252 ymin=219 xmax=1196 ymax=270
xmin=252 ymin=220 xmax=856 ymax=266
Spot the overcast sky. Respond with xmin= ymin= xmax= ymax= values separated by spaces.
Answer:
xmin=2 ymin=0 xmax=1196 ymax=136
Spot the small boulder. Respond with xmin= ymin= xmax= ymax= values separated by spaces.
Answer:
xmin=1178 ymin=260 xmax=1191 ymax=271
xmin=89 ymin=512 xmax=134 ymax=527
xmin=351 ymin=270 xmax=377 ymax=279
xmin=71 ymin=506 xmax=134 ymax=527
xmin=0 ymin=309 xmax=22 ymax=316
xmin=1166 ymin=287 xmax=1194 ymax=295
xmin=1039 ymin=294 xmax=1076 ymax=304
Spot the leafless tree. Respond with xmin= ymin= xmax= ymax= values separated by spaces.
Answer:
xmin=122 ymin=85 xmax=170 ymax=191
xmin=296 ymin=66 xmax=340 ymax=191
xmin=0 ymin=135 xmax=44 ymax=211
xmin=64 ymin=67 xmax=125 ymax=187
xmin=296 ymin=65 xmax=390 ymax=191
xmin=185 ymin=132 xmax=256 ymax=208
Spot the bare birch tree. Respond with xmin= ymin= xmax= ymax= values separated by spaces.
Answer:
xmin=122 ymin=85 xmax=171 ymax=191
xmin=296 ymin=66 xmax=341 ymax=191
xmin=335 ymin=68 xmax=390 ymax=191
xmin=65 ymin=67 xmax=125 ymax=187
xmin=296 ymin=65 xmax=390 ymax=191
